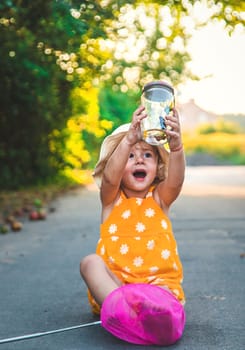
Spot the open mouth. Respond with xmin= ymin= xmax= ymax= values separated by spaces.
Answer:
xmin=133 ymin=170 xmax=147 ymax=179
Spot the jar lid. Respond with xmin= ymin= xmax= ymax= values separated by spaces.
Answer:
xmin=142 ymin=80 xmax=174 ymax=95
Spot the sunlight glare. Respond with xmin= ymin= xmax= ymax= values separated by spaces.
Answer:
xmin=179 ymin=22 xmax=245 ymax=114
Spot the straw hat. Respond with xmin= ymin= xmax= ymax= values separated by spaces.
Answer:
xmin=93 ymin=124 xmax=169 ymax=188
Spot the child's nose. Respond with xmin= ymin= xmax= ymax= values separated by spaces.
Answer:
xmin=135 ymin=154 xmax=144 ymax=163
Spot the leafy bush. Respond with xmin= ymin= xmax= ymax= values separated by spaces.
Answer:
xmin=183 ymin=133 xmax=245 ymax=164
xmin=198 ymin=118 xmax=240 ymax=135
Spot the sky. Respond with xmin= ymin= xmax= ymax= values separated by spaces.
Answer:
xmin=178 ymin=22 xmax=245 ymax=115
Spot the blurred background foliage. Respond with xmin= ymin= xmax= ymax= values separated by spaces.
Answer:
xmin=0 ymin=0 xmax=244 ymax=190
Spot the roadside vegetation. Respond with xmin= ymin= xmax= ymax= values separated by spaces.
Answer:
xmin=184 ymin=119 xmax=245 ymax=165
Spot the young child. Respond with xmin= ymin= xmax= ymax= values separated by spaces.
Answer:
xmin=80 ymin=103 xmax=185 ymax=345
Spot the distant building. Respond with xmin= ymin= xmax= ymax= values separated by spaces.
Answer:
xmin=177 ymin=99 xmax=218 ymax=132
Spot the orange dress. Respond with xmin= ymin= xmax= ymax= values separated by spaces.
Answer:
xmin=88 ymin=187 xmax=185 ymax=314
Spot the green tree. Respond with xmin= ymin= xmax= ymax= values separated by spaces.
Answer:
xmin=0 ymin=0 xmax=114 ymax=189
xmin=0 ymin=1 xmax=81 ymax=188
xmin=99 ymin=0 xmax=244 ymax=92
xmin=95 ymin=0 xmax=244 ymax=137
xmin=99 ymin=87 xmax=140 ymax=127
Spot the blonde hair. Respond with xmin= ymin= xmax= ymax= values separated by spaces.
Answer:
xmin=93 ymin=126 xmax=169 ymax=188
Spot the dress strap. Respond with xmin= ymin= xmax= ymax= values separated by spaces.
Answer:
xmin=120 ymin=190 xmax=127 ymax=199
xmin=146 ymin=186 xmax=155 ymax=197
xmin=115 ymin=190 xmax=126 ymax=205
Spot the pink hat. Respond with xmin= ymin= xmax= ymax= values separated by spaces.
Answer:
xmin=101 ymin=283 xmax=185 ymax=345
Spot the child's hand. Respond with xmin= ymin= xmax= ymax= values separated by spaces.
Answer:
xmin=126 ymin=106 xmax=147 ymax=145
xmin=165 ymin=108 xmax=183 ymax=152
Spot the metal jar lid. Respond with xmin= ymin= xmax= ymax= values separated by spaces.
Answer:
xmin=142 ymin=80 xmax=174 ymax=95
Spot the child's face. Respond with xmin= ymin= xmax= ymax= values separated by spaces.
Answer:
xmin=121 ymin=141 xmax=158 ymax=193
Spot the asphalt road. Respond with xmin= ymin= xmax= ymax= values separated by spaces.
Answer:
xmin=0 ymin=166 xmax=244 ymax=350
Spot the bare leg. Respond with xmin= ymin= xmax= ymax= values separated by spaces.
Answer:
xmin=80 ymin=254 xmax=122 ymax=306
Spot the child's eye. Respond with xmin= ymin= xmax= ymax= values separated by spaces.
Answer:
xmin=144 ymin=152 xmax=152 ymax=158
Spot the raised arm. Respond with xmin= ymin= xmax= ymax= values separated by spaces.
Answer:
xmin=156 ymin=108 xmax=185 ymax=207
xmin=100 ymin=106 xmax=146 ymax=207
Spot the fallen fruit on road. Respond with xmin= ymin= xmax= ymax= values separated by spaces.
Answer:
xmin=38 ymin=208 xmax=47 ymax=220
xmin=0 ymin=224 xmax=9 ymax=234
xmin=29 ymin=210 xmax=39 ymax=221
xmin=11 ymin=221 xmax=23 ymax=232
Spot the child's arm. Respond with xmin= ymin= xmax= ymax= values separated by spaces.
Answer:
xmin=156 ymin=108 xmax=185 ymax=207
xmin=100 ymin=106 xmax=146 ymax=207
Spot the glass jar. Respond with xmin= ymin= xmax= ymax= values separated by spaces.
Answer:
xmin=141 ymin=81 xmax=175 ymax=146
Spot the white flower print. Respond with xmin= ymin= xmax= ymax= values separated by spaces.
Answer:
xmin=111 ymin=236 xmax=119 ymax=241
xmin=109 ymin=256 xmax=115 ymax=264
xmin=147 ymin=240 xmax=155 ymax=250
xmin=109 ymin=224 xmax=117 ymax=234
xmin=154 ymin=277 xmax=165 ymax=284
xmin=136 ymin=198 xmax=143 ymax=205
xmin=175 ymin=246 xmax=179 ymax=255
xmin=120 ymin=244 xmax=129 ymax=255
xmin=100 ymin=245 xmax=105 ymax=255
xmin=133 ymin=256 xmax=144 ymax=267
xmin=145 ymin=208 xmax=155 ymax=218
xmin=147 ymin=276 xmax=156 ymax=282
xmin=123 ymin=266 xmax=131 ymax=273
xmin=149 ymin=266 xmax=159 ymax=273
xmin=173 ymin=289 xmax=180 ymax=296
xmin=134 ymin=236 xmax=141 ymax=240
xmin=173 ymin=262 xmax=178 ymax=271
xmin=136 ymin=222 xmax=145 ymax=233
xmin=161 ymin=220 xmax=168 ymax=230
xmin=121 ymin=210 xmax=131 ymax=219
xmin=161 ymin=249 xmax=170 ymax=260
